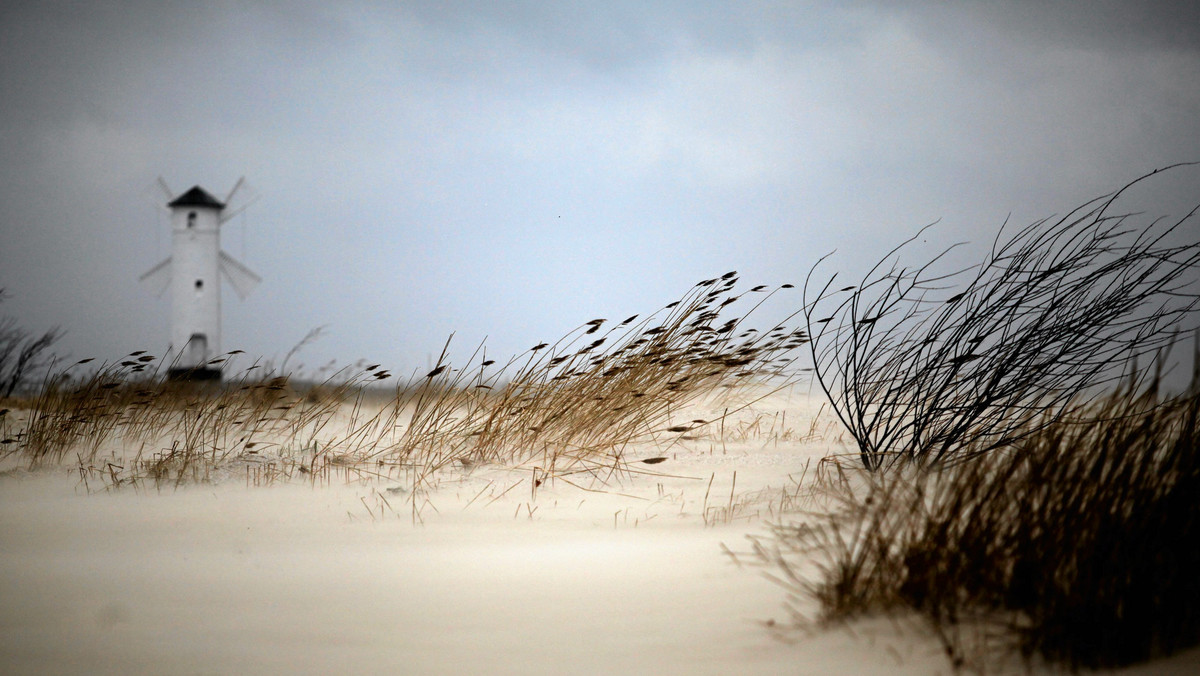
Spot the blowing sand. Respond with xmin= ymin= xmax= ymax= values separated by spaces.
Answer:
xmin=3 ymin=388 xmax=1198 ymax=675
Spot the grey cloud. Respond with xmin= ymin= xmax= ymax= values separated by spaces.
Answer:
xmin=897 ymin=1 xmax=1200 ymax=54
xmin=0 ymin=2 xmax=1197 ymax=375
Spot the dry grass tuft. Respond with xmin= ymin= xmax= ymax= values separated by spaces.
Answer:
xmin=2 ymin=276 xmax=808 ymax=513
xmin=759 ymin=165 xmax=1200 ymax=671
xmin=802 ymin=164 xmax=1200 ymax=470
xmin=762 ymin=386 xmax=1200 ymax=671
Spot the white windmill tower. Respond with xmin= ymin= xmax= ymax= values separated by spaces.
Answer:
xmin=140 ymin=178 xmax=262 ymax=381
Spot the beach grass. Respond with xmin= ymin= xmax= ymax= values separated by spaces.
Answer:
xmin=2 ymin=274 xmax=808 ymax=509
xmin=801 ymin=163 xmax=1200 ymax=470
xmin=762 ymin=384 xmax=1200 ymax=670
xmin=758 ymin=164 xmax=1200 ymax=670
xmin=4 ymin=165 xmax=1199 ymax=671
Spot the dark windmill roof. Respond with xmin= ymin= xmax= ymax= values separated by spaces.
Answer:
xmin=168 ymin=186 xmax=226 ymax=210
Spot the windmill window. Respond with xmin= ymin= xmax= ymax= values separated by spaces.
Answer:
xmin=195 ymin=279 xmax=204 ymax=290
xmin=187 ymin=212 xmax=197 ymax=228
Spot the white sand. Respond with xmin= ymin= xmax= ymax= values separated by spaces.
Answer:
xmin=3 ymin=389 xmax=1198 ymax=675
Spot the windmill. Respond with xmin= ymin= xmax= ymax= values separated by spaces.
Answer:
xmin=140 ymin=178 xmax=261 ymax=381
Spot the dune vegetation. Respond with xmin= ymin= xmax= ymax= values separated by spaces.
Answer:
xmin=3 ymin=165 xmax=1199 ymax=672
xmin=757 ymin=164 xmax=1200 ymax=670
xmin=2 ymin=272 xmax=808 ymax=518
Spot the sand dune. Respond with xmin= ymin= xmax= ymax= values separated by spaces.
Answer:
xmin=3 ymin=388 xmax=1198 ymax=674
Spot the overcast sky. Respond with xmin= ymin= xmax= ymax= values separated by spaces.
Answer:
xmin=2 ymin=1 xmax=1199 ymax=378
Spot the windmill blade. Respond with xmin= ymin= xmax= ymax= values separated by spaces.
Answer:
xmin=143 ymin=181 xmax=172 ymax=212
xmin=219 ymin=178 xmax=259 ymax=223
xmin=156 ymin=176 xmax=174 ymax=201
xmin=225 ymin=176 xmax=245 ymax=205
xmin=219 ymin=193 xmax=261 ymax=224
xmin=139 ymin=257 xmax=173 ymax=297
xmin=219 ymin=251 xmax=262 ymax=299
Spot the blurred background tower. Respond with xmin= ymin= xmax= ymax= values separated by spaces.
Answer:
xmin=140 ymin=179 xmax=261 ymax=381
